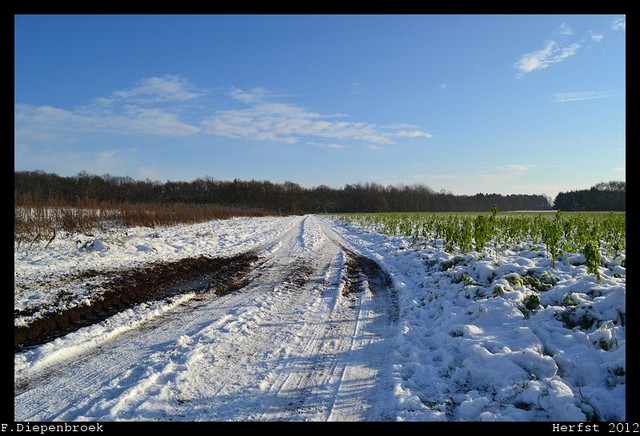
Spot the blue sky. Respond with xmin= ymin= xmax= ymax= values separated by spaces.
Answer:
xmin=14 ymin=15 xmax=625 ymax=199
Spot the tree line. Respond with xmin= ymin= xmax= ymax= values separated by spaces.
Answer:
xmin=553 ymin=181 xmax=625 ymax=211
xmin=15 ymin=170 xmax=556 ymax=213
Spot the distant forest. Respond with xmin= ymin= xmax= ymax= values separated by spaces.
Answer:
xmin=553 ymin=181 xmax=625 ymax=211
xmin=14 ymin=171 xmax=623 ymax=214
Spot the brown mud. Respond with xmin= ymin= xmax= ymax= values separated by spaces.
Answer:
xmin=15 ymin=252 xmax=258 ymax=352
xmin=342 ymin=249 xmax=398 ymax=322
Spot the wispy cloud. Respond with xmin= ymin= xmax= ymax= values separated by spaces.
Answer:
xmin=96 ymin=148 xmax=137 ymax=165
xmin=16 ymin=80 xmax=434 ymax=150
xmin=16 ymin=75 xmax=205 ymax=138
xmin=554 ymin=23 xmax=573 ymax=36
xmin=590 ymin=31 xmax=604 ymax=42
xmin=395 ymin=130 xmax=433 ymax=139
xmin=412 ymin=164 xmax=541 ymax=194
xmin=612 ymin=18 xmax=625 ymax=32
xmin=15 ymin=103 xmax=199 ymax=137
xmin=515 ymin=41 xmax=580 ymax=74
xmin=111 ymin=75 xmax=204 ymax=103
xmin=551 ymin=91 xmax=617 ymax=103
xmin=440 ymin=83 xmax=448 ymax=90
xmin=613 ymin=167 xmax=625 ymax=173
xmin=14 ymin=130 xmax=59 ymax=144
xmin=350 ymin=82 xmax=364 ymax=95
xmin=229 ymin=87 xmax=275 ymax=104
xmin=201 ymin=87 xmax=433 ymax=147
xmin=420 ymin=164 xmax=535 ymax=182
xmin=308 ymin=141 xmax=345 ymax=149
xmin=15 ymin=105 xmax=75 ymax=124
xmin=498 ymin=164 xmax=536 ymax=175
xmin=122 ymin=106 xmax=200 ymax=136
xmin=202 ymin=102 xmax=392 ymax=145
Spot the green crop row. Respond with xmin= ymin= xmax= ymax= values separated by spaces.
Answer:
xmin=335 ymin=210 xmax=625 ymax=280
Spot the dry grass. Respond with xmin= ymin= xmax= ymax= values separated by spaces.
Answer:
xmin=15 ymin=195 xmax=277 ymax=246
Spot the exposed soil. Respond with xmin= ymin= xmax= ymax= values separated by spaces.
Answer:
xmin=342 ymin=249 xmax=398 ymax=322
xmin=14 ymin=252 xmax=258 ymax=352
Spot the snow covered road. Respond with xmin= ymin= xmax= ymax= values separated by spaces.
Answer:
xmin=15 ymin=216 xmax=398 ymax=421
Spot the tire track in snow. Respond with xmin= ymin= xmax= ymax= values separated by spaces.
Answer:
xmin=161 ymin=216 xmax=343 ymax=420
xmin=251 ymin=250 xmax=347 ymax=419
xmin=244 ymin=217 xmax=398 ymax=421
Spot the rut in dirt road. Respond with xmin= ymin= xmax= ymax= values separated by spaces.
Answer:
xmin=342 ymin=249 xmax=398 ymax=323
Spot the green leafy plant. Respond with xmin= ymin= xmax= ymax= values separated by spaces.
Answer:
xmin=562 ymin=295 xmax=577 ymax=307
xmin=541 ymin=210 xmax=563 ymax=267
xmin=473 ymin=214 xmax=492 ymax=252
xmin=583 ymin=241 xmax=601 ymax=282
xmin=524 ymin=294 xmax=540 ymax=311
xmin=506 ymin=274 xmax=524 ymax=287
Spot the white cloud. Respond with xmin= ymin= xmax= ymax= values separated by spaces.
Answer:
xmin=551 ymin=91 xmax=617 ymax=103
xmin=15 ymin=81 xmax=434 ymax=150
xmin=382 ymin=123 xmax=421 ymax=130
xmin=612 ymin=18 xmax=625 ymax=31
xmin=351 ymin=82 xmax=364 ymax=95
xmin=414 ymin=165 xmax=533 ymax=182
xmin=229 ymin=87 xmax=272 ymax=104
xmin=498 ymin=164 xmax=536 ymax=176
xmin=96 ymin=149 xmax=120 ymax=164
xmin=96 ymin=148 xmax=137 ymax=165
xmin=202 ymin=102 xmax=394 ymax=144
xmin=555 ymin=23 xmax=573 ymax=36
xmin=13 ymin=130 xmax=59 ymax=144
xmin=590 ymin=31 xmax=604 ymax=42
xmin=515 ymin=41 xmax=580 ymax=74
xmin=15 ymin=104 xmax=75 ymax=123
xmin=122 ymin=106 xmax=200 ymax=136
xmin=413 ymin=164 xmax=541 ymax=195
xmin=15 ymin=76 xmax=205 ymax=139
xmin=440 ymin=83 xmax=448 ymax=90
xmin=202 ymin=89 xmax=429 ymax=146
xmin=395 ymin=130 xmax=433 ymax=139
xmin=613 ymin=167 xmax=625 ymax=173
xmin=308 ymin=141 xmax=345 ymax=149
xmin=15 ymin=103 xmax=199 ymax=137
xmin=112 ymin=75 xmax=203 ymax=103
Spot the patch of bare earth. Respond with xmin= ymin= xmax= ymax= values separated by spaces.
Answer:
xmin=342 ymin=249 xmax=398 ymax=322
xmin=14 ymin=252 xmax=258 ymax=352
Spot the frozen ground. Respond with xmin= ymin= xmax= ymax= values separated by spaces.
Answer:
xmin=14 ymin=215 xmax=625 ymax=421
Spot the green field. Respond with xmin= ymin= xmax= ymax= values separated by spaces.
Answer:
xmin=334 ymin=211 xmax=625 ymax=278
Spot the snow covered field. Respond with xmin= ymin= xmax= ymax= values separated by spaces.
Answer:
xmin=14 ymin=215 xmax=625 ymax=421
